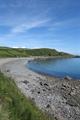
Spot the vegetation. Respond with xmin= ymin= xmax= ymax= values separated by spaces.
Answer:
xmin=0 ymin=72 xmax=52 ymax=120
xmin=0 ymin=47 xmax=74 ymax=120
xmin=74 ymin=55 xmax=80 ymax=58
xmin=0 ymin=47 xmax=73 ymax=57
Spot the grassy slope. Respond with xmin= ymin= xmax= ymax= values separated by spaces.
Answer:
xmin=0 ymin=47 xmax=73 ymax=57
xmin=0 ymin=47 xmax=73 ymax=120
xmin=0 ymin=72 xmax=52 ymax=120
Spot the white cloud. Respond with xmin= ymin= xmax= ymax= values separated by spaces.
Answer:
xmin=11 ymin=19 xmax=50 ymax=33
xmin=0 ymin=17 xmax=50 ymax=41
xmin=12 ymin=46 xmax=26 ymax=48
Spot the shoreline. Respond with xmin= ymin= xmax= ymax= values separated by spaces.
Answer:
xmin=0 ymin=58 xmax=80 ymax=120
xmin=27 ymin=57 xmax=80 ymax=80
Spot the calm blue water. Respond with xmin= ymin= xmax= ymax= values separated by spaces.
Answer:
xmin=27 ymin=58 xmax=80 ymax=79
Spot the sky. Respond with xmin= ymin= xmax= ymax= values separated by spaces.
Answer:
xmin=0 ymin=0 xmax=80 ymax=54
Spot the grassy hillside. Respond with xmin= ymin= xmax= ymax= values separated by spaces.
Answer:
xmin=0 ymin=72 xmax=52 ymax=120
xmin=0 ymin=47 xmax=73 ymax=57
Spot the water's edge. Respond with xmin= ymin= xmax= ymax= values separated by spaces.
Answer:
xmin=27 ymin=57 xmax=80 ymax=80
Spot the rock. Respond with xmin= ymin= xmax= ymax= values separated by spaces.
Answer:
xmin=66 ymin=99 xmax=77 ymax=107
xmin=40 ymin=82 xmax=43 ymax=86
xmin=44 ymin=83 xmax=51 ymax=91
xmin=37 ymin=91 xmax=40 ymax=94
xmin=6 ymin=69 xmax=10 ymax=72
xmin=62 ymin=82 xmax=69 ymax=88
xmin=23 ymin=80 xmax=29 ymax=84
xmin=31 ymin=90 xmax=34 ymax=93
xmin=64 ymin=76 xmax=72 ymax=80
xmin=46 ymin=104 xmax=50 ymax=108
xmin=44 ymin=83 xmax=49 ymax=86
xmin=70 ymin=90 xmax=76 ymax=96
xmin=43 ymin=89 xmax=46 ymax=92
xmin=70 ymin=88 xmax=76 ymax=96
xmin=32 ymin=98 xmax=35 ymax=101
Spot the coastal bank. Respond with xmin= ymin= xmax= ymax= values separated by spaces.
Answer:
xmin=0 ymin=57 xmax=80 ymax=120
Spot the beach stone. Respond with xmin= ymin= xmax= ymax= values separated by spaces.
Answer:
xmin=37 ymin=91 xmax=40 ymax=94
xmin=64 ymin=76 xmax=72 ymax=80
xmin=70 ymin=91 xmax=76 ymax=96
xmin=32 ymin=98 xmax=35 ymax=101
xmin=62 ymin=82 xmax=70 ymax=89
xmin=66 ymin=98 xmax=78 ymax=107
xmin=40 ymin=82 xmax=43 ymax=86
xmin=31 ymin=90 xmax=34 ymax=93
xmin=43 ymin=89 xmax=46 ymax=92
xmin=6 ymin=69 xmax=10 ymax=72
xmin=43 ymin=83 xmax=50 ymax=90
xmin=46 ymin=104 xmax=50 ymax=108
xmin=44 ymin=83 xmax=49 ymax=86
xmin=23 ymin=80 xmax=29 ymax=84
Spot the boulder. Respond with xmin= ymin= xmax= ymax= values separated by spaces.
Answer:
xmin=46 ymin=104 xmax=50 ymax=108
xmin=40 ymin=82 xmax=43 ymax=86
xmin=37 ymin=91 xmax=40 ymax=94
xmin=6 ymin=69 xmax=10 ymax=72
xmin=64 ymin=76 xmax=72 ymax=80
xmin=44 ymin=83 xmax=49 ymax=86
xmin=23 ymin=80 xmax=29 ymax=84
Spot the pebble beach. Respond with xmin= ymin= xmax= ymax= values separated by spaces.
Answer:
xmin=0 ymin=58 xmax=80 ymax=120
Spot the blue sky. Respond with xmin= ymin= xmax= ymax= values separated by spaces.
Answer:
xmin=0 ymin=0 xmax=80 ymax=54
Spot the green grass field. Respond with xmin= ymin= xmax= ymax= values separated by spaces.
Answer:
xmin=0 ymin=72 xmax=52 ymax=120
xmin=0 ymin=47 xmax=73 ymax=57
